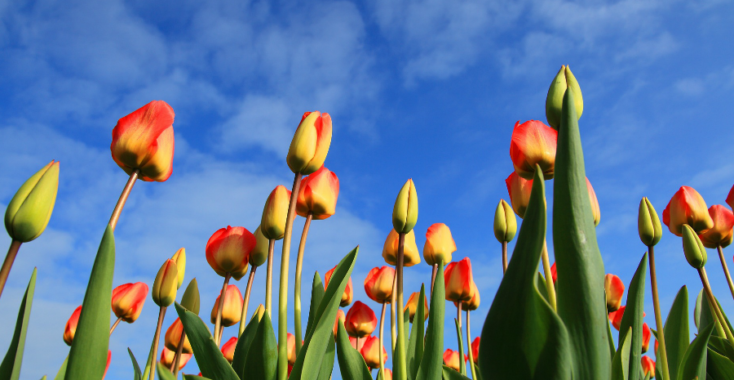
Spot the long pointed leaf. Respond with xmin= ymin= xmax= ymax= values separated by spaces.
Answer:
xmin=0 ymin=268 xmax=36 ymax=380
xmin=335 ymin=318 xmax=371 ymax=380
xmin=305 ymin=272 xmax=325 ymax=340
xmin=52 ymin=357 xmax=67 ymax=380
xmin=316 ymin=334 xmax=336 ymax=380
xmin=706 ymin=347 xmax=734 ymax=379
xmin=618 ymin=253 xmax=647 ymax=380
xmin=454 ymin=319 xmax=466 ymax=376
xmin=232 ymin=314 xmax=261 ymax=378
xmin=612 ymin=328 xmax=632 ymax=380
xmin=441 ymin=366 xmax=470 ymax=380
xmin=664 ymin=286 xmax=689 ymax=380
xmin=128 ymin=348 xmax=142 ymax=380
xmin=156 ymin=362 xmax=176 ymax=380
xmin=415 ymin=258 xmax=446 ymax=380
xmin=407 ymin=285 xmax=426 ymax=380
xmin=677 ymin=322 xmax=714 ymax=380
xmin=243 ymin=313 xmax=278 ymax=380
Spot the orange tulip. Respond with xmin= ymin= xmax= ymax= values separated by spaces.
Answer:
xmin=324 ymin=265 xmax=353 ymax=307
xmin=444 ymin=258 xmax=474 ymax=303
xmin=404 ymin=291 xmax=429 ymax=323
xmin=383 ymin=229 xmax=421 ymax=267
xmin=287 ymin=111 xmax=333 ymax=175
xmin=287 ymin=332 xmax=297 ymax=365
xmin=604 ymin=274 xmax=624 ymax=312
xmin=210 ymin=284 xmax=244 ymax=327
xmin=360 ymin=335 xmax=387 ymax=368
xmin=364 ymin=266 xmax=395 ymax=304
xmin=333 ymin=309 xmax=345 ymax=337
xmin=586 ymin=177 xmax=601 ymax=226
xmin=699 ymin=205 xmax=734 ymax=248
xmin=206 ymin=226 xmax=256 ymax=280
xmin=456 ymin=281 xmax=480 ymax=311
xmin=471 ymin=337 xmax=480 ymax=361
xmin=550 ymin=262 xmax=557 ymax=284
xmin=261 ymin=185 xmax=292 ymax=240
xmin=382 ymin=369 xmax=393 ymax=380
xmin=641 ymin=322 xmax=651 ymax=353
xmin=63 ymin=305 xmax=82 ymax=346
xmin=111 ymin=100 xmax=175 ymax=182
xmin=345 ymin=301 xmax=377 ymax=338
xmin=509 ymin=120 xmax=558 ymax=180
xmin=164 ymin=318 xmax=192 ymax=354
xmin=663 ymin=186 xmax=714 ymax=236
xmin=111 ymin=282 xmax=148 ymax=323
xmin=608 ymin=306 xmax=625 ymax=331
xmin=505 ymin=172 xmax=533 ymax=218
xmin=443 ymin=349 xmax=466 ymax=372
xmin=221 ymin=337 xmax=238 ymax=363
xmin=727 ymin=184 xmax=734 ymax=211
xmin=296 ymin=166 xmax=340 ymax=219
xmin=423 ymin=223 xmax=457 ymax=266
xmin=160 ymin=346 xmax=192 ymax=370
xmin=641 ymin=356 xmax=655 ymax=378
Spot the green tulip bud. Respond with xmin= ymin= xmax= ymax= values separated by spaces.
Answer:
xmin=392 ymin=179 xmax=418 ymax=234
xmin=494 ymin=199 xmax=517 ymax=243
xmin=171 ymin=247 xmax=186 ymax=289
xmin=180 ymin=278 xmax=200 ymax=314
xmin=250 ymin=226 xmax=269 ymax=267
xmin=5 ymin=160 xmax=60 ymax=242
xmin=638 ymin=197 xmax=663 ymax=247
xmin=251 ymin=304 xmax=266 ymax=322
xmin=546 ymin=65 xmax=583 ymax=130
xmin=682 ymin=224 xmax=707 ymax=269
xmin=152 ymin=259 xmax=179 ymax=307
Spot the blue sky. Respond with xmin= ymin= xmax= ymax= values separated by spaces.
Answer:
xmin=1 ymin=0 xmax=734 ymax=378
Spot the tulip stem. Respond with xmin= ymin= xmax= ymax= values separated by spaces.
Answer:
xmin=148 ymin=306 xmax=167 ymax=380
xmin=214 ymin=273 xmax=232 ymax=346
xmin=109 ymin=169 xmax=139 ymax=232
xmin=294 ymin=212 xmax=313 ymax=356
xmin=648 ymin=246 xmax=671 ymax=380
xmin=457 ymin=303 xmax=466 ymax=376
xmin=278 ymin=172 xmax=302 ymax=380
xmin=716 ymin=245 xmax=734 ymax=301
xmin=391 ymin=274 xmax=397 ymax=351
xmin=171 ymin=330 xmax=187 ymax=375
xmin=698 ymin=267 xmax=734 ymax=345
xmin=395 ymin=232 xmax=407 ymax=380
xmin=266 ymin=239 xmax=275 ymax=316
xmin=109 ymin=317 xmax=122 ymax=336
xmin=379 ymin=302 xmax=387 ymax=380
xmin=540 ymin=240 xmax=556 ymax=310
xmin=239 ymin=266 xmax=257 ymax=336
xmin=0 ymin=240 xmax=21 ymax=300
xmin=430 ymin=264 xmax=437 ymax=297
xmin=466 ymin=310 xmax=478 ymax=380
xmin=501 ymin=241 xmax=508 ymax=275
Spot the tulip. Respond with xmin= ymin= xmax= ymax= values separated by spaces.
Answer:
xmin=221 ymin=337 xmax=238 ymax=363
xmin=261 ymin=185 xmax=292 ymax=240
xmin=494 ymin=199 xmax=517 ymax=243
xmin=546 ymin=65 xmax=583 ymax=130
xmin=361 ymin=335 xmax=387 ymax=368
xmin=699 ymin=205 xmax=734 ymax=248
xmin=63 ymin=306 xmax=82 ymax=346
xmin=4 ymin=160 xmax=60 ymax=243
xmin=206 ymin=226 xmax=256 ymax=281
xmin=382 ymin=369 xmax=393 ymax=380
xmin=287 ymin=111 xmax=333 ymax=175
xmin=325 ymin=265 xmax=353 ymax=307
xmin=682 ymin=224 xmax=707 ymax=269
xmin=349 ymin=336 xmax=366 ymax=351
xmin=164 ymin=318 xmax=192 ymax=354
xmin=345 ymin=301 xmax=377 ymax=338
xmin=443 ymin=349 xmax=466 ymax=372
xmin=180 ymin=278 xmax=200 ymax=314
xmin=252 ymin=304 xmax=266 ymax=322
xmin=509 ymin=120 xmax=558 ymax=180
xmin=383 ymin=229 xmax=421 ymax=267
xmin=641 ymin=356 xmax=656 ymax=378
xmin=641 ymin=323 xmax=651 ymax=353
xmin=392 ymin=179 xmax=418 ymax=234
xmin=609 ymin=306 xmax=625 ymax=331
xmin=111 ymin=100 xmax=175 ymax=182
xmin=638 ymin=197 xmax=663 ymax=247
xmin=423 ymin=223 xmax=456 ymax=266
xmin=604 ymin=274 xmax=624 ymax=312
xmin=505 ymin=172 xmax=533 ymax=218
xmin=152 ymin=260 xmax=179 ymax=307
xmin=471 ymin=337 xmax=480 ymax=362
xmin=663 ymin=186 xmax=714 ymax=236
xmin=364 ymin=266 xmax=395 ymax=304
xmin=296 ymin=166 xmax=340 ymax=220
xmin=210 ymin=284 xmax=243 ymax=327
xmin=160 ymin=346 xmax=192 ymax=370
xmin=250 ymin=226 xmax=270 ymax=268
xmin=550 ymin=262 xmax=557 ymax=284
xmin=586 ymin=178 xmax=601 ymax=226
xmin=171 ymin=247 xmax=186 ymax=289
xmin=457 ymin=281 xmax=480 ymax=311
xmin=333 ymin=309 xmax=346 ymax=337
xmin=728 ymin=185 xmax=734 ymax=211
xmin=445 ymin=258 xmax=474 ymax=303
xmin=404 ymin=291 xmax=429 ymax=323
xmin=287 ymin=332 xmax=297 ymax=365
xmin=111 ymin=282 xmax=148 ymax=323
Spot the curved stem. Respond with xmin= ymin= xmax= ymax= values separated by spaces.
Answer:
xmin=540 ymin=240 xmax=557 ymax=310
xmin=171 ymin=330 xmax=187 ymax=375
xmin=0 ymin=240 xmax=22 ymax=300
xmin=717 ymin=245 xmax=734 ymax=301
xmin=214 ymin=273 xmax=232 ymax=346
xmin=699 ymin=267 xmax=734 ymax=345
xmin=502 ymin=241 xmax=508 ymax=275
xmin=457 ymin=303 xmax=465 ymax=376
xmin=648 ymin=246 xmax=670 ymax=380
xmin=239 ymin=266 xmax=257 ymax=336
xmin=395 ymin=232 xmax=407 ymax=379
xmin=466 ymin=310 xmax=477 ymax=380
xmin=391 ymin=274 xmax=397 ymax=351
xmin=266 ymin=239 xmax=275 ymax=316
xmin=148 ymin=306 xmax=167 ymax=380
xmin=379 ymin=302 xmax=387 ymax=380
xmin=430 ymin=264 xmax=437 ymax=297
xmin=109 ymin=170 xmax=139 ymax=232
xmin=294 ymin=213 xmax=313 ymax=355
xmin=109 ymin=316 xmax=122 ymax=336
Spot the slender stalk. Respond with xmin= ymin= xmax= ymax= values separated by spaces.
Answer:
xmin=109 ymin=170 xmax=139 ymax=231
xmin=391 ymin=274 xmax=397 ymax=351
xmin=648 ymin=246 xmax=670 ymax=380
xmin=109 ymin=317 xmax=122 ymax=335
xmin=294 ymin=213 xmax=313 ymax=355
xmin=395 ymin=232 xmax=407 ymax=379
xmin=501 ymin=241 xmax=508 ymax=275
xmin=148 ymin=306 xmax=167 ymax=380
xmin=266 ymin=239 xmax=275 ymax=316
xmin=699 ymin=267 xmax=734 ymax=345
xmin=171 ymin=330 xmax=187 ymax=375
xmin=0 ymin=240 xmax=22 ymax=299
xmin=540 ymin=240 xmax=557 ymax=310
xmin=379 ymin=302 xmax=387 ymax=380
xmin=214 ymin=273 xmax=232 ymax=346
xmin=457 ymin=303 xmax=465 ymax=376
xmin=430 ymin=264 xmax=438 ymax=296
xmin=356 ymin=337 xmax=361 ymax=351
xmin=466 ymin=310 xmax=478 ymax=380
xmin=278 ymin=172 xmax=302 ymax=380
xmin=717 ymin=245 xmax=734 ymax=301
xmin=239 ymin=266 xmax=257 ymax=336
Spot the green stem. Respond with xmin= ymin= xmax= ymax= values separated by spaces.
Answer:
xmin=648 ymin=246 xmax=671 ymax=380
xmin=266 ymin=239 xmax=275 ymax=316
xmin=379 ymin=302 xmax=387 ymax=380
xmin=457 ymin=303 xmax=465 ymax=376
xmin=0 ymin=240 xmax=21 ymax=300
xmin=430 ymin=264 xmax=437 ymax=298
xmin=466 ymin=310 xmax=478 ymax=380
xmin=699 ymin=267 xmax=734 ymax=345
xmin=294 ymin=213 xmax=313 ymax=355
xmin=391 ymin=274 xmax=397 ymax=351
xmin=395 ymin=232 xmax=407 ymax=380
xmin=147 ymin=306 xmax=167 ymax=380
xmin=109 ymin=316 xmax=122 ymax=336
xmin=716 ymin=245 xmax=734 ymax=301
xmin=239 ymin=266 xmax=257 ymax=336
xmin=214 ymin=273 xmax=232 ymax=346
xmin=108 ymin=169 xmax=139 ymax=232
xmin=170 ymin=330 xmax=187 ymax=375
xmin=502 ymin=241 xmax=508 ymax=275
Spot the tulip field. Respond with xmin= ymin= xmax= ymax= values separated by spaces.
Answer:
xmin=4 ymin=65 xmax=734 ymax=380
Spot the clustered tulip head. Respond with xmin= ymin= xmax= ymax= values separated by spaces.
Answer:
xmin=111 ymin=282 xmax=148 ymax=323
xmin=364 ymin=266 xmax=395 ymax=304
xmin=152 ymin=259 xmax=179 ymax=307
xmin=287 ymin=111 xmax=333 ymax=175
xmin=360 ymin=335 xmax=387 ymax=368
xmin=663 ymin=186 xmax=714 ymax=236
xmin=165 ymin=318 xmax=192 ymax=354
xmin=638 ymin=197 xmax=663 ymax=247
xmin=325 ymin=265 xmax=353 ymax=307
xmin=457 ymin=281 xmax=480 ymax=311
xmin=261 ymin=185 xmax=292 ymax=240
xmin=505 ymin=172 xmax=533 ymax=219
xmin=509 ymin=120 xmax=557 ymax=180
xmin=423 ymin=223 xmax=457 ymax=266
xmin=160 ymin=346 xmax=192 ymax=370
xmin=345 ymin=301 xmax=377 ymax=338
xmin=404 ymin=291 xmax=429 ymax=323
xmin=5 ymin=160 xmax=60 ymax=243
xmin=392 ymin=179 xmax=418 ymax=234
xmin=210 ymin=284 xmax=244 ymax=327
xmin=383 ymin=229 xmax=421 ymax=267
xmin=221 ymin=337 xmax=238 ymax=363
xmin=63 ymin=305 xmax=82 ymax=346
xmin=603 ymin=274 xmax=624 ymax=312
xmin=493 ymin=199 xmax=517 ymax=243
xmin=206 ymin=226 xmax=256 ymax=280
xmin=296 ymin=166 xmax=340 ymax=220
xmin=444 ymin=257 xmax=474 ymax=303
xmin=698 ymin=205 xmax=734 ymax=248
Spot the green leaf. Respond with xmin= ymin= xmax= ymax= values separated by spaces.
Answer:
xmin=128 ymin=348 xmax=142 ymax=380
xmin=553 ymin=88 xmax=611 ymax=379
xmin=706 ymin=347 xmax=734 ymax=379
xmin=479 ymin=168 xmax=573 ymax=380
xmin=183 ymin=376 xmax=212 ymax=380
xmin=612 ymin=328 xmax=632 ymax=380
xmin=415 ymin=259 xmax=446 ymax=380
xmin=617 ymin=253 xmax=647 ymax=380
xmin=707 ymin=335 xmax=734 ymax=363
xmin=536 ymin=272 xmax=549 ymax=303
xmin=455 ymin=319 xmax=466 ymax=376
xmin=174 ymin=303 xmax=240 ymax=380
xmin=663 ymin=286 xmax=690 ymax=380
xmin=441 ymin=365 xmax=471 ymax=380
xmin=677 ymin=322 xmax=715 ymax=380
xmin=407 ymin=285 xmax=426 ymax=380
xmin=335 ymin=318 xmax=371 ymax=380
xmin=305 ymin=272 xmax=325 ymax=340
xmin=316 ymin=334 xmax=336 ymax=380
xmin=156 ymin=362 xmax=176 ymax=380
xmin=244 ymin=312 xmax=278 ymax=380
xmin=66 ymin=226 xmax=115 ymax=380
xmin=52 ymin=357 xmax=67 ymax=380
xmin=0 ymin=268 xmax=36 ymax=380
xmin=289 ymin=247 xmax=358 ymax=380
xmin=232 ymin=313 xmax=261 ymax=378
xmin=607 ymin=320 xmax=616 ymax=361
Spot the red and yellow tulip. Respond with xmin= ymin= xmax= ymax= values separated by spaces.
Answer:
xmin=345 ymin=301 xmax=377 ymax=338
xmin=641 ymin=356 xmax=655 ymax=378
xmin=261 ymin=185 xmax=292 ymax=240
xmin=505 ymin=172 xmax=533 ymax=218
xmin=699 ymin=205 xmax=734 ymax=248
xmin=205 ymin=226 xmax=256 ymax=280
xmin=604 ymin=274 xmax=624 ymax=312
xmin=164 ymin=318 xmax=192 ymax=354
xmin=364 ymin=266 xmax=395 ymax=304
xmin=325 ymin=265 xmax=353 ymax=307
xmin=160 ymin=346 xmax=192 ymax=370
xmin=423 ymin=223 xmax=457 ymax=266
xmin=383 ymin=229 xmax=421 ymax=267
xmin=111 ymin=282 xmax=148 ymax=323
xmin=360 ymin=335 xmax=387 ymax=368
xmin=443 ymin=349 xmax=467 ymax=372
xmin=210 ymin=284 xmax=244 ymax=327
xmin=404 ymin=291 xmax=429 ymax=323
xmin=509 ymin=120 xmax=558 ymax=180
xmin=221 ymin=337 xmax=238 ymax=363
xmin=296 ymin=166 xmax=339 ymax=219
xmin=63 ymin=305 xmax=82 ymax=346
xmin=287 ymin=111 xmax=333 ymax=175
xmin=445 ymin=258 xmax=474 ymax=303
xmin=663 ymin=186 xmax=713 ymax=236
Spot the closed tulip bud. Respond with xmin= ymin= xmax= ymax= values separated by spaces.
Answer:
xmin=456 ymin=281 xmax=480 ymax=311
xmin=510 ymin=120 xmax=558 ymax=180
xmin=345 ymin=301 xmax=377 ymax=338
xmin=297 ymin=166 xmax=340 ymax=219
xmin=641 ymin=356 xmax=656 ymax=378
xmin=404 ymin=291 xmax=429 ymax=323
xmin=249 ymin=226 xmax=269 ymax=267
xmin=641 ymin=323 xmax=651 ymax=353
xmin=221 ymin=337 xmax=238 ymax=363
xmin=663 ymin=186 xmax=714 ymax=236
xmin=180 ymin=278 xmax=200 ymax=315
xmin=443 ymin=349 xmax=465 ymax=372
xmin=206 ymin=226 xmax=256 ymax=280
xmin=63 ymin=305 xmax=82 ymax=346
xmin=160 ymin=346 xmax=192 ymax=370
xmin=360 ymin=335 xmax=387 ymax=368
xmin=252 ymin=304 xmax=266 ymax=322
xmin=261 ymin=186 xmax=292 ymax=240
xmin=333 ymin=309 xmax=345 ymax=337
xmin=383 ymin=229 xmax=421 ymax=267
xmin=111 ymin=282 xmax=148 ymax=323
xmin=164 ymin=318 xmax=192 ymax=354
xmin=111 ymin=100 xmax=175 ymax=182
xmin=638 ymin=197 xmax=663 ymax=247
xmin=505 ymin=172 xmax=533 ymax=218
xmin=287 ymin=333 xmax=297 ymax=365
xmin=171 ymin=247 xmax=186 ymax=289
xmin=682 ymin=224 xmax=707 ymax=269
xmin=586 ymin=178 xmax=600 ymax=226
xmin=604 ymin=274 xmax=624 ymax=312
xmin=210 ymin=284 xmax=243 ymax=327
xmin=471 ymin=337 xmax=480 ymax=361
xmin=364 ymin=266 xmax=395 ymax=304
xmin=392 ymin=179 xmax=418 ymax=234
xmin=608 ymin=306 xmax=625 ymax=331
xmin=493 ymin=200 xmax=517 ymax=243
xmin=727 ymin=185 xmax=734 ymax=211
xmin=699 ymin=205 xmax=734 ymax=248
xmin=287 ymin=111 xmax=333 ymax=175
xmin=325 ymin=265 xmax=353 ymax=307
xmin=152 ymin=259 xmax=179 ymax=307
xmin=546 ymin=65 xmax=583 ymax=130
xmin=5 ymin=160 xmax=59 ymax=242
xmin=423 ymin=223 xmax=457 ymax=266
xmin=444 ymin=258 xmax=474 ymax=303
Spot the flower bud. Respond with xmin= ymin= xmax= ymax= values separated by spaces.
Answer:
xmin=164 ymin=318 xmax=192 ymax=354
xmin=360 ymin=335 xmax=387 ymax=368
xmin=682 ymin=224 xmax=707 ymax=269
xmin=392 ymin=179 xmax=418 ymax=234
xmin=111 ymin=100 xmax=175 ymax=182
xmin=249 ymin=226 xmax=269 ymax=267
xmin=210 ymin=284 xmax=243 ymax=327
xmin=456 ymin=281 xmax=480 ymax=311
xmin=444 ymin=257 xmax=474 ymax=303
xmin=180 ymin=278 xmax=200 ymax=315
xmin=171 ymin=247 xmax=186 ymax=289
xmin=699 ymin=205 xmax=734 ymax=248
xmin=206 ymin=226 xmax=256 ymax=280
xmin=325 ymin=265 xmax=353 ymax=307
xmin=423 ymin=223 xmax=456 ymax=266
xmin=383 ymin=229 xmax=421 ymax=267
xmin=641 ymin=356 xmax=655 ymax=378
xmin=505 ymin=172 xmax=533 ymax=218
xmin=160 ymin=346 xmax=192 ymax=370
xmin=443 ymin=349 xmax=466 ymax=372
xmin=471 ymin=337 xmax=480 ymax=361
xmin=287 ymin=333 xmax=297 ymax=365
xmin=663 ymin=186 xmax=714 ymax=236
xmin=221 ymin=337 xmax=238 ymax=363
xmin=345 ymin=301 xmax=377 ymax=338
xmin=364 ymin=266 xmax=395 ymax=304
xmin=63 ymin=305 xmax=82 ymax=346
xmin=251 ymin=304 xmax=266 ymax=322
xmin=111 ymin=282 xmax=148 ymax=323
xmin=493 ymin=199 xmax=517 ymax=243
xmin=333 ymin=309 xmax=345 ymax=337
xmin=546 ymin=65 xmax=583 ymax=130
xmin=152 ymin=259 xmax=179 ymax=307
xmin=287 ymin=111 xmax=333 ymax=175
xmin=5 ymin=160 xmax=59 ymax=242
xmin=261 ymin=185 xmax=292 ymax=240
xmin=638 ymin=197 xmax=663 ymax=247
xmin=586 ymin=178 xmax=600 ymax=226
xmin=510 ymin=120 xmax=558 ymax=180
xmin=404 ymin=292 xmax=429 ymax=323
xmin=604 ymin=274 xmax=624 ymax=312
xmin=296 ymin=166 xmax=339 ymax=220
xmin=641 ymin=322 xmax=651 ymax=353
